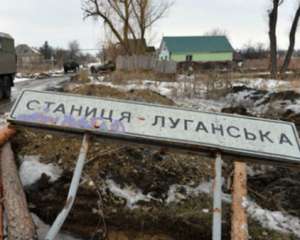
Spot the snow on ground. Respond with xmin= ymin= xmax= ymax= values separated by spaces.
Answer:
xmin=225 ymin=87 xmax=300 ymax=116
xmin=106 ymin=179 xmax=230 ymax=209
xmin=92 ymin=80 xmax=176 ymax=97
xmin=91 ymin=77 xmax=299 ymax=114
xmin=19 ymin=155 xmax=62 ymax=187
xmin=175 ymin=98 xmax=227 ymax=112
xmin=105 ymin=179 xmax=157 ymax=208
xmin=244 ymin=199 xmax=300 ymax=237
xmin=48 ymin=69 xmax=64 ymax=77
xmin=105 ymin=179 xmax=300 ymax=238
xmin=15 ymin=69 xmax=65 ymax=82
xmin=232 ymin=78 xmax=290 ymax=91
xmin=287 ymin=99 xmax=300 ymax=113
xmin=17 ymin=157 xmax=80 ymax=239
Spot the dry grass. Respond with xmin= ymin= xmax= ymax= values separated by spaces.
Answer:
xmin=110 ymin=70 xmax=175 ymax=85
xmin=110 ymin=70 xmax=153 ymax=84
xmin=78 ymin=69 xmax=90 ymax=82
xmin=173 ymin=72 xmax=234 ymax=99
xmin=66 ymin=84 xmax=174 ymax=106
xmin=288 ymin=78 xmax=300 ymax=93
xmin=79 ymin=69 xmax=231 ymax=100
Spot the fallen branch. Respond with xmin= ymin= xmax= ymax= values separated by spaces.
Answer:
xmin=1 ymin=142 xmax=37 ymax=240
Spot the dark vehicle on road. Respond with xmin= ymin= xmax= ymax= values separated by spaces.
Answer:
xmin=63 ymin=61 xmax=79 ymax=73
xmin=90 ymin=61 xmax=115 ymax=74
xmin=0 ymin=32 xmax=16 ymax=99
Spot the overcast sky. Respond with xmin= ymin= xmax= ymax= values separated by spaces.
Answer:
xmin=1 ymin=0 xmax=300 ymax=51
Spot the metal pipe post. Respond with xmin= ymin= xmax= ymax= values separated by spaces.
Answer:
xmin=45 ymin=134 xmax=90 ymax=240
xmin=212 ymin=153 xmax=222 ymax=240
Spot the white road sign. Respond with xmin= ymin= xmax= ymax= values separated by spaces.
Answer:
xmin=8 ymin=90 xmax=300 ymax=164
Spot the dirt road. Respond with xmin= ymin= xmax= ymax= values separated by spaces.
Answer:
xmin=0 ymin=75 xmax=70 ymax=115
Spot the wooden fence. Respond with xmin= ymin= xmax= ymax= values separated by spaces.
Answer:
xmin=116 ymin=55 xmax=177 ymax=74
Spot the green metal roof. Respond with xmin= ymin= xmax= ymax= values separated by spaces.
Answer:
xmin=0 ymin=32 xmax=13 ymax=39
xmin=163 ymin=36 xmax=234 ymax=53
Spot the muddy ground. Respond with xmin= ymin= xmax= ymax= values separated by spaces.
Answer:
xmin=11 ymin=83 xmax=299 ymax=239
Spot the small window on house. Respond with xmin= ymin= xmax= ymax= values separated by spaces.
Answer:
xmin=186 ymin=55 xmax=193 ymax=62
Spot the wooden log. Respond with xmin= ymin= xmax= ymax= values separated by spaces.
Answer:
xmin=0 ymin=168 xmax=3 ymax=240
xmin=1 ymin=142 xmax=37 ymax=240
xmin=231 ymin=161 xmax=248 ymax=240
xmin=0 ymin=126 xmax=15 ymax=146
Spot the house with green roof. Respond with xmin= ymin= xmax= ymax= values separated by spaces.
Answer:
xmin=158 ymin=36 xmax=234 ymax=62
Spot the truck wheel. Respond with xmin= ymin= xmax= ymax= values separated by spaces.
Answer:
xmin=3 ymin=76 xmax=12 ymax=99
xmin=0 ymin=88 xmax=3 ymax=100
xmin=3 ymin=85 xmax=11 ymax=99
xmin=90 ymin=66 xmax=96 ymax=74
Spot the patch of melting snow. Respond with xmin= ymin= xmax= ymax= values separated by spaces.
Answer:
xmin=233 ymin=78 xmax=290 ymax=91
xmin=174 ymin=98 xmax=226 ymax=112
xmin=93 ymin=80 xmax=175 ymax=97
xmin=286 ymin=99 xmax=300 ymax=113
xmin=165 ymin=182 xmax=231 ymax=204
xmin=246 ymin=165 xmax=275 ymax=177
xmin=91 ymin=78 xmax=300 ymax=116
xmin=244 ymin=198 xmax=300 ymax=237
xmin=19 ymin=155 xmax=62 ymax=187
xmin=225 ymin=90 xmax=258 ymax=109
xmin=106 ymin=179 xmax=300 ymax=237
xmin=106 ymin=179 xmax=156 ymax=209
xmin=106 ymin=179 xmax=231 ymax=207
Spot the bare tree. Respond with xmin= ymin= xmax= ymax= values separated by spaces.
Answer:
xmin=242 ymin=42 xmax=268 ymax=59
xmin=69 ymin=40 xmax=80 ymax=60
xmin=82 ymin=0 xmax=173 ymax=55
xmin=132 ymin=0 xmax=173 ymax=40
xmin=83 ymin=0 xmax=130 ymax=52
xmin=281 ymin=3 xmax=300 ymax=74
xmin=204 ymin=28 xmax=228 ymax=36
xmin=268 ymin=0 xmax=284 ymax=78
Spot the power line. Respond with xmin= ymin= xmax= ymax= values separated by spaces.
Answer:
xmin=79 ymin=49 xmax=101 ymax=52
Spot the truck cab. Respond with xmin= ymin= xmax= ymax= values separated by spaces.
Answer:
xmin=0 ymin=32 xmax=16 ymax=99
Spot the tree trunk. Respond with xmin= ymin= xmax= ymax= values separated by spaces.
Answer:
xmin=231 ymin=161 xmax=248 ymax=240
xmin=269 ymin=0 xmax=280 ymax=79
xmin=281 ymin=4 xmax=300 ymax=74
xmin=1 ymin=142 xmax=37 ymax=240
xmin=124 ymin=0 xmax=130 ymax=51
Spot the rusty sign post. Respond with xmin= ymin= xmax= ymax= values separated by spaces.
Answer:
xmin=8 ymin=90 xmax=300 ymax=239
xmin=231 ymin=161 xmax=248 ymax=240
xmin=45 ymin=134 xmax=90 ymax=240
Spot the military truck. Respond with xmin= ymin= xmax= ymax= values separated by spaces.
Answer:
xmin=0 ymin=32 xmax=16 ymax=99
